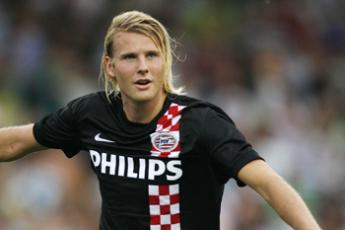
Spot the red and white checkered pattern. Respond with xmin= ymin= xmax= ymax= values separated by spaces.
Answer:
xmin=155 ymin=103 xmax=186 ymax=132
xmin=150 ymin=103 xmax=185 ymax=158
xmin=148 ymin=103 xmax=185 ymax=229
xmin=148 ymin=184 xmax=181 ymax=230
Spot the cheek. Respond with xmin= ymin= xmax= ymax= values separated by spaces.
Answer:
xmin=114 ymin=62 xmax=136 ymax=76
xmin=151 ymin=60 xmax=165 ymax=76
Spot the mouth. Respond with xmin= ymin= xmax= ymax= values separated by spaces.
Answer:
xmin=134 ymin=79 xmax=152 ymax=89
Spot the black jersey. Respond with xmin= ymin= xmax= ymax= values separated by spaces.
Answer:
xmin=33 ymin=92 xmax=262 ymax=230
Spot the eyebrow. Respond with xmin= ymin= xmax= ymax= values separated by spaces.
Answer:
xmin=146 ymin=50 xmax=159 ymax=55
xmin=120 ymin=52 xmax=136 ymax=58
xmin=119 ymin=50 xmax=160 ymax=58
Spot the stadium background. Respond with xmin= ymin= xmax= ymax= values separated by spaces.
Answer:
xmin=0 ymin=0 xmax=344 ymax=229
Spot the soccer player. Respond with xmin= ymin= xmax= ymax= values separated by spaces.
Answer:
xmin=0 ymin=11 xmax=321 ymax=230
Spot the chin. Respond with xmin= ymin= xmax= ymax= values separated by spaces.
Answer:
xmin=132 ymin=91 xmax=159 ymax=103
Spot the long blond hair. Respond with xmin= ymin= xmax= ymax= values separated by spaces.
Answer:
xmin=99 ymin=11 xmax=184 ymax=99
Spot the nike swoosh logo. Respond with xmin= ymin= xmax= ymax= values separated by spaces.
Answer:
xmin=94 ymin=133 xmax=115 ymax=143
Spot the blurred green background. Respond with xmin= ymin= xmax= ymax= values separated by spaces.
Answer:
xmin=0 ymin=0 xmax=344 ymax=229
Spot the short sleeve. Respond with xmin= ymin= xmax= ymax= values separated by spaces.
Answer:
xmin=33 ymin=97 xmax=84 ymax=158
xmin=201 ymin=109 xmax=263 ymax=186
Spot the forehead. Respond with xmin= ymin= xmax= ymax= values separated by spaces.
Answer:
xmin=113 ymin=32 xmax=159 ymax=54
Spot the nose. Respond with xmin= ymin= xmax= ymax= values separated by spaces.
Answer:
xmin=137 ymin=56 xmax=149 ymax=75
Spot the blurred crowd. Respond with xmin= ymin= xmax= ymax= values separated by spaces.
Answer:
xmin=0 ymin=0 xmax=344 ymax=229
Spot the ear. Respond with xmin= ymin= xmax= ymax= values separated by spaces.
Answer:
xmin=104 ymin=56 xmax=116 ymax=79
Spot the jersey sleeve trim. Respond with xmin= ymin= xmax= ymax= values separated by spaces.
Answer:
xmin=231 ymin=150 xmax=264 ymax=187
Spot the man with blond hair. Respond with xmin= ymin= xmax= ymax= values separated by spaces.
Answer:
xmin=0 ymin=11 xmax=321 ymax=230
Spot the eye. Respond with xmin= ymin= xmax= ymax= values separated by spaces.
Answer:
xmin=147 ymin=51 xmax=159 ymax=59
xmin=122 ymin=53 xmax=136 ymax=60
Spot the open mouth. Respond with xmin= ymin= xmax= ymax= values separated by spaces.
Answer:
xmin=135 ymin=79 xmax=151 ymax=86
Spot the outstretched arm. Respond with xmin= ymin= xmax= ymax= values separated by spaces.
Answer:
xmin=238 ymin=160 xmax=321 ymax=230
xmin=0 ymin=124 xmax=46 ymax=162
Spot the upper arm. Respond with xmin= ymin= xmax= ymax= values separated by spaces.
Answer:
xmin=238 ymin=159 xmax=283 ymax=200
xmin=0 ymin=124 xmax=47 ymax=161
xmin=17 ymin=123 xmax=47 ymax=153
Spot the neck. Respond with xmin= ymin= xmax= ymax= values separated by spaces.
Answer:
xmin=122 ymin=93 xmax=167 ymax=124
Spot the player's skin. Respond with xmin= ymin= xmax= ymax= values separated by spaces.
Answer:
xmin=0 ymin=31 xmax=321 ymax=230
xmin=104 ymin=32 xmax=167 ymax=124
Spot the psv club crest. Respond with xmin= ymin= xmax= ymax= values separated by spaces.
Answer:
xmin=151 ymin=132 xmax=179 ymax=152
